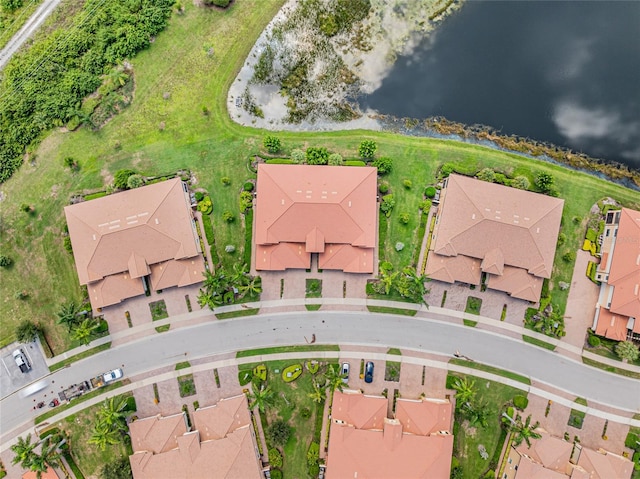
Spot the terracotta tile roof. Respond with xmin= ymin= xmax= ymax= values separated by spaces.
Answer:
xmin=594 ymin=307 xmax=631 ymax=341
xmin=254 ymin=164 xmax=377 ymax=273
xmin=88 ymin=273 xmax=146 ymax=309
xmin=64 ymin=178 xmax=203 ymax=309
xmin=129 ymin=395 xmax=262 ymax=479
xmin=130 ymin=412 xmax=187 ymax=454
xmin=426 ymin=175 xmax=563 ymax=302
xmin=425 ymin=254 xmax=481 ymax=285
xmin=22 ymin=467 xmax=59 ymax=479
xmin=515 ymin=431 xmax=572 ymax=473
xmin=487 ymin=265 xmax=543 ymax=302
xmin=576 ymin=447 xmax=634 ymax=479
xmin=327 ymin=391 xmax=453 ymax=479
xmin=149 ymin=257 xmax=206 ymax=291
xmin=607 ymin=208 xmax=640 ymax=319
xmin=514 ymin=457 xmax=568 ymax=479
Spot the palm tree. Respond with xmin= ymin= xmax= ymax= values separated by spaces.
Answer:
xmin=56 ymin=301 xmax=80 ymax=331
xmin=379 ymin=270 xmax=397 ymax=295
xmin=29 ymin=437 xmax=61 ymax=479
xmin=247 ymin=384 xmax=274 ymax=413
xmin=88 ymin=420 xmax=122 ymax=451
xmin=308 ymin=381 xmax=325 ymax=404
xmin=71 ymin=318 xmax=100 ymax=345
xmin=231 ymin=262 xmax=250 ymax=287
xmin=240 ymin=275 xmax=262 ymax=298
xmin=462 ymin=401 xmax=490 ymax=428
xmin=324 ymin=364 xmax=346 ymax=393
xmin=198 ymin=269 xmax=234 ymax=309
xmin=510 ymin=415 xmax=542 ymax=448
xmin=11 ymin=433 xmax=37 ymax=469
xmin=402 ymin=266 xmax=429 ymax=305
xmin=452 ymin=377 xmax=476 ymax=408
xmin=98 ymin=396 xmax=129 ymax=433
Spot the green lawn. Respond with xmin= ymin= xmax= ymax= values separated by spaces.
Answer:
xmin=59 ymin=394 xmax=133 ymax=477
xmin=449 ymin=359 xmax=531 ymax=385
xmin=236 ymin=344 xmax=340 ymax=358
xmin=1 ymin=0 xmax=639 ymax=355
xmin=448 ymin=373 xmax=523 ymax=479
xmin=241 ymin=359 xmax=331 ymax=478
xmin=523 ymin=335 xmax=557 ymax=351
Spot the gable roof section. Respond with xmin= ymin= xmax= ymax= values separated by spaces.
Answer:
xmin=255 ymin=164 xmax=377 ymax=273
xmin=607 ymin=208 xmax=640 ymax=318
xmin=130 ymin=413 xmax=187 ymax=454
xmin=516 ymin=431 xmax=572 ymax=472
xmin=513 ymin=456 xmax=568 ymax=479
xmin=129 ymin=395 xmax=262 ymax=479
xmin=88 ymin=273 xmax=146 ymax=309
xmin=395 ymin=398 xmax=452 ymax=436
xmin=576 ymin=447 xmax=634 ymax=479
xmin=255 ymin=243 xmax=311 ymax=271
xmin=594 ymin=307 xmax=631 ymax=341
xmin=426 ymin=175 xmax=563 ymax=302
xmin=149 ymin=257 xmax=206 ymax=291
xmin=432 ymin=175 xmax=563 ymax=278
xmin=319 ymin=244 xmax=375 ymax=273
xmin=64 ymin=178 xmax=200 ymax=285
xmin=327 ymin=391 xmax=453 ymax=479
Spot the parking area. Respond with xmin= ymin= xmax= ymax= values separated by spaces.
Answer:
xmin=0 ymin=340 xmax=49 ymax=399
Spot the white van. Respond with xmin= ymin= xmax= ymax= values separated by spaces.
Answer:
xmin=19 ymin=379 xmax=48 ymax=398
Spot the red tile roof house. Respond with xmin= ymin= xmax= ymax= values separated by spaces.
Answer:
xmin=129 ymin=394 xmax=264 ymax=479
xmin=64 ymin=178 xmax=206 ymax=312
xmin=425 ymin=174 xmax=564 ymax=302
xmin=592 ymin=207 xmax=640 ymax=341
xmin=501 ymin=428 xmax=633 ymax=479
xmin=254 ymin=164 xmax=378 ymax=273
xmin=326 ymin=390 xmax=454 ymax=479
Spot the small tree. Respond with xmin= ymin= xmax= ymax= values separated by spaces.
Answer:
xmin=57 ymin=301 xmax=81 ymax=331
xmin=15 ymin=320 xmax=41 ymax=343
xmin=223 ymin=211 xmax=235 ymax=223
xmin=512 ymin=175 xmax=530 ymax=190
xmin=63 ymin=156 xmax=79 ymax=171
xmin=71 ymin=318 xmax=100 ymax=346
xmin=535 ymin=172 xmax=555 ymax=195
xmin=267 ymin=420 xmax=291 ymax=447
xmin=126 ymin=174 xmax=145 ymax=189
xmin=263 ymin=135 xmax=281 ymax=154
xmin=358 ymin=140 xmax=377 ymax=159
xmin=100 ymin=457 xmax=133 ymax=479
xmin=290 ymin=149 xmax=305 ymax=164
xmin=615 ymin=340 xmax=640 ymax=362
xmin=268 ymin=448 xmax=283 ymax=468
xmin=11 ymin=433 xmax=37 ymax=469
xmin=0 ymin=254 xmax=13 ymax=267
xmin=372 ymin=156 xmax=393 ymax=175
xmin=221 ymin=176 xmax=231 ymax=186
xmin=399 ymin=213 xmax=410 ymax=224
xmin=380 ymin=194 xmax=395 ymax=217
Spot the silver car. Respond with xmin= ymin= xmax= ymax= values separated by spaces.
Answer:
xmin=341 ymin=362 xmax=350 ymax=383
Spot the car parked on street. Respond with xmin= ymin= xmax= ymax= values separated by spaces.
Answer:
xmin=12 ymin=349 xmax=31 ymax=373
xmin=364 ymin=361 xmax=374 ymax=383
xmin=341 ymin=362 xmax=350 ymax=384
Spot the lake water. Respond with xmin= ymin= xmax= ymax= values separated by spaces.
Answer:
xmin=360 ymin=0 xmax=640 ymax=169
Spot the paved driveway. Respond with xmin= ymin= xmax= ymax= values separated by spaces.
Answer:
xmin=0 ymin=340 xmax=48 ymax=399
xmin=563 ymin=250 xmax=599 ymax=349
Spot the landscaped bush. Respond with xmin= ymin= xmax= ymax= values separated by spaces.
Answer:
xmin=194 ymin=191 xmax=205 ymax=202
xmin=582 ymin=239 xmax=592 ymax=251
xmin=403 ymin=179 xmax=412 ymax=189
xmin=419 ymin=199 xmax=432 ymax=211
xmin=306 ymin=147 xmax=329 ymax=165
xmin=238 ymin=369 xmax=252 ymax=386
xmin=253 ymin=364 xmax=267 ymax=381
xmin=290 ymin=149 xmax=305 ymax=163
xmin=380 ymin=194 xmax=395 ymax=217
xmin=563 ymin=251 xmax=576 ymax=262
xmin=585 ymin=228 xmax=597 ymax=242
xmin=358 ymin=140 xmax=377 ymax=159
xmin=0 ymin=254 xmax=13 ymax=267
xmin=511 ymin=175 xmax=530 ymax=190
xmin=305 ymin=360 xmax=319 ymax=374
xmin=307 ymin=441 xmax=320 ymax=465
xmin=270 ymin=470 xmax=283 ymax=479
xmin=425 ymin=186 xmax=437 ymax=198
xmin=263 ymin=135 xmax=281 ymax=154
xmin=267 ymin=420 xmax=291 ymax=447
xmin=344 ymin=160 xmax=366 ymax=166
xmin=378 ymin=181 xmax=389 ymax=194
xmin=513 ymin=395 xmax=529 ymax=410
xmin=221 ymin=176 xmax=231 ymax=186
xmin=268 ymin=448 xmax=283 ymax=468
xmin=114 ymin=169 xmax=137 ymax=190
xmin=243 ymin=181 xmax=254 ymax=191
xmin=223 ymin=211 xmax=235 ymax=223
xmin=399 ymin=213 xmax=410 ymax=224
xmin=476 ymin=168 xmax=496 ymax=182
xmin=127 ymin=174 xmax=145 ymax=189
xmin=328 ymin=153 xmax=343 ymax=165
xmin=372 ymin=156 xmax=393 ymax=175
xmin=625 ymin=432 xmax=640 ymax=451
xmin=588 ymin=335 xmax=600 ymax=347
xmin=282 ymin=364 xmax=303 ymax=382
xmin=240 ymin=191 xmax=253 ymax=212
xmin=198 ymin=196 xmax=213 ymax=215
xmin=202 ymin=216 xmax=214 ymax=245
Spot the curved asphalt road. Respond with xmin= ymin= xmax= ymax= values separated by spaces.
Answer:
xmin=2 ymin=311 xmax=639 ymax=436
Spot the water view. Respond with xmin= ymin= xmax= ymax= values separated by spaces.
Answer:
xmin=360 ymin=0 xmax=640 ymax=169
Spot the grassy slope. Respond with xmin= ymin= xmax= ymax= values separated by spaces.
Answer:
xmin=1 ymin=0 xmax=639 ymax=350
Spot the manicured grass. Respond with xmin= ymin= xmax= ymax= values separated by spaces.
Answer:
xmin=60 ymin=394 xmax=133 ymax=477
xmin=175 ymin=361 xmax=191 ymax=370
xmin=178 ymin=374 xmax=196 ymax=397
xmin=48 ymin=342 xmax=112 ymax=371
xmin=463 ymin=319 xmax=478 ymax=327
xmin=155 ymin=324 xmax=170 ymax=333
xmin=236 ymin=344 xmax=340 ymax=358
xmin=522 ymin=335 xmax=557 ymax=351
xmin=384 ymin=361 xmax=401 ymax=381
xmin=582 ymin=357 xmax=640 ymax=380
xmin=465 ymin=296 xmax=482 ymax=315
xmin=588 ymin=335 xmax=640 ymax=367
xmin=149 ymin=300 xmax=168 ymax=321
xmin=257 ymin=359 xmax=333 ymax=478
xmin=387 ymin=347 xmax=402 ymax=355
xmin=305 ymin=279 xmax=322 ymax=298
xmin=448 ymin=373 xmax=523 ymax=479
xmin=34 ymin=380 xmax=128 ymax=424
xmin=305 ymin=304 xmax=322 ymax=311
xmin=1 ymin=0 xmax=639 ymax=357
xmin=215 ymin=308 xmax=259 ymax=319
xmin=367 ymin=305 xmax=417 ymax=316
xmin=449 ymin=359 xmax=531 ymax=385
